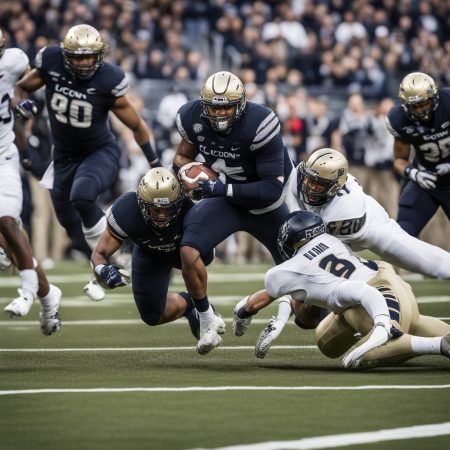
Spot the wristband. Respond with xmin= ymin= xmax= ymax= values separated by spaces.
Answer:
xmin=139 ymin=142 xmax=161 ymax=167
xmin=404 ymin=164 xmax=415 ymax=179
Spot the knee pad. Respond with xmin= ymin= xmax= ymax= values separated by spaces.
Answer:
xmin=315 ymin=313 xmax=358 ymax=358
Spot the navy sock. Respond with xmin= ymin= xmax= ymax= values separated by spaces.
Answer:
xmin=193 ymin=295 xmax=209 ymax=313
xmin=180 ymin=292 xmax=200 ymax=339
xmin=237 ymin=306 xmax=257 ymax=319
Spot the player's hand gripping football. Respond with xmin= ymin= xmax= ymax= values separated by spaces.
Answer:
xmin=192 ymin=179 xmax=226 ymax=200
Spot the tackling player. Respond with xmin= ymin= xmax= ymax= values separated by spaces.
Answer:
xmin=233 ymin=148 xmax=450 ymax=357
xmin=262 ymin=210 xmax=450 ymax=368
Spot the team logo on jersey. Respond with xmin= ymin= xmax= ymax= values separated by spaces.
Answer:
xmin=193 ymin=123 xmax=203 ymax=133
xmin=442 ymin=122 xmax=450 ymax=129
xmin=404 ymin=127 xmax=414 ymax=134
xmin=197 ymin=136 xmax=205 ymax=142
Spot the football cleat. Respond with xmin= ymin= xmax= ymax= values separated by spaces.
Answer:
xmin=4 ymin=289 xmax=35 ymax=317
xmin=0 ymin=246 xmax=12 ymax=271
xmin=197 ymin=328 xmax=222 ymax=355
xmin=39 ymin=284 xmax=62 ymax=336
xmin=83 ymin=278 xmax=106 ymax=301
xmin=255 ymin=316 xmax=285 ymax=359
xmin=441 ymin=333 xmax=450 ymax=358
xmin=232 ymin=297 xmax=252 ymax=337
xmin=213 ymin=312 xmax=226 ymax=335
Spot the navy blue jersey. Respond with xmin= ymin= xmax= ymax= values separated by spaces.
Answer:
xmin=387 ymin=88 xmax=450 ymax=188
xmin=176 ymin=100 xmax=293 ymax=211
xmin=34 ymin=45 xmax=128 ymax=157
xmin=107 ymin=192 xmax=193 ymax=269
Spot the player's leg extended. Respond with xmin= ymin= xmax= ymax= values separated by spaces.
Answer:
xmin=0 ymin=152 xmax=38 ymax=315
xmin=71 ymin=144 xmax=121 ymax=250
xmin=50 ymin=160 xmax=92 ymax=259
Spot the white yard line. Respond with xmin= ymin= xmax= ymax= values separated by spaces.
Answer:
xmin=0 ymin=345 xmax=317 ymax=352
xmin=0 ymin=385 xmax=449 ymax=396
xmin=186 ymin=422 xmax=450 ymax=450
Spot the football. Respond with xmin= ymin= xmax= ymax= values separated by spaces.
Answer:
xmin=179 ymin=163 xmax=219 ymax=192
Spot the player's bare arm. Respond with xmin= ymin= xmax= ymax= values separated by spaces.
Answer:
xmin=393 ymin=137 xmax=411 ymax=177
xmin=14 ymin=68 xmax=45 ymax=102
xmin=173 ymin=139 xmax=198 ymax=170
xmin=91 ymin=226 xmax=123 ymax=267
xmin=111 ymin=95 xmax=150 ymax=146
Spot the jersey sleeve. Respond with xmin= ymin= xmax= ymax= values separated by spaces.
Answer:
xmin=106 ymin=205 xmax=127 ymax=241
xmin=385 ymin=109 xmax=403 ymax=139
xmin=230 ymin=112 xmax=287 ymax=205
xmin=175 ymin=102 xmax=195 ymax=144
xmin=105 ymin=193 xmax=138 ymax=240
xmin=285 ymin=167 xmax=302 ymax=212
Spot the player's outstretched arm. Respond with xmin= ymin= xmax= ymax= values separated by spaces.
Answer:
xmin=111 ymin=96 xmax=161 ymax=168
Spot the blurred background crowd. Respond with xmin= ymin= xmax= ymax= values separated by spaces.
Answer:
xmin=2 ymin=0 xmax=449 ymax=266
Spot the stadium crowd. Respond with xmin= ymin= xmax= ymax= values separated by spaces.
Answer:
xmin=1 ymin=0 xmax=449 ymax=265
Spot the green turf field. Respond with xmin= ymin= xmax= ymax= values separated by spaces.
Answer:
xmin=1 ymin=260 xmax=449 ymax=450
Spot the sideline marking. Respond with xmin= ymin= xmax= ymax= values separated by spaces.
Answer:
xmin=0 ymin=385 xmax=449 ymax=396
xmin=186 ymin=422 xmax=450 ymax=450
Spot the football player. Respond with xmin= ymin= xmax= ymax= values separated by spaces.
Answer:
xmin=173 ymin=71 xmax=293 ymax=354
xmin=0 ymin=28 xmax=61 ymax=331
xmin=233 ymin=148 xmax=450 ymax=357
xmin=13 ymin=24 xmax=161 ymax=301
xmin=387 ymin=72 xmax=450 ymax=236
xmin=91 ymin=168 xmax=225 ymax=341
xmin=0 ymin=235 xmax=61 ymax=335
xmin=262 ymin=210 xmax=450 ymax=368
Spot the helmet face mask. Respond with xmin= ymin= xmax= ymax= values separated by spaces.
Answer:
xmin=399 ymin=72 xmax=438 ymax=122
xmin=297 ymin=148 xmax=348 ymax=206
xmin=277 ymin=211 xmax=326 ymax=261
xmin=201 ymin=71 xmax=246 ymax=133
xmin=61 ymin=24 xmax=106 ymax=80
xmin=137 ymin=168 xmax=184 ymax=229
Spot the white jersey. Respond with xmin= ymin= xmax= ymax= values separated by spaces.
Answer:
xmin=285 ymin=167 xmax=450 ymax=279
xmin=265 ymin=233 xmax=377 ymax=313
xmin=0 ymin=48 xmax=29 ymax=155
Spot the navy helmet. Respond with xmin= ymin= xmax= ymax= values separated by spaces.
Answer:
xmin=277 ymin=210 xmax=325 ymax=261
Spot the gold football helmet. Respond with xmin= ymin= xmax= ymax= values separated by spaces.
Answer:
xmin=0 ymin=29 xmax=5 ymax=58
xmin=61 ymin=24 xmax=106 ymax=80
xmin=398 ymin=72 xmax=438 ymax=122
xmin=200 ymin=71 xmax=246 ymax=132
xmin=297 ymin=148 xmax=348 ymax=206
xmin=137 ymin=168 xmax=184 ymax=229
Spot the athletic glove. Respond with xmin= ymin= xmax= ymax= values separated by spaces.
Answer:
xmin=14 ymin=99 xmax=38 ymax=120
xmin=404 ymin=165 xmax=437 ymax=190
xmin=192 ymin=179 xmax=227 ymax=200
xmin=434 ymin=163 xmax=450 ymax=176
xmin=95 ymin=264 xmax=129 ymax=289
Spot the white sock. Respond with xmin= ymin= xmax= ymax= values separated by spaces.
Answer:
xmin=82 ymin=215 xmax=107 ymax=250
xmin=198 ymin=305 xmax=215 ymax=332
xmin=410 ymin=336 xmax=442 ymax=355
xmin=277 ymin=296 xmax=292 ymax=324
xmin=19 ymin=269 xmax=38 ymax=297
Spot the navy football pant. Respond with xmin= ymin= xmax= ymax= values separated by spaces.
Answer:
xmin=51 ymin=144 xmax=121 ymax=251
xmin=181 ymin=198 xmax=289 ymax=264
xmin=397 ymin=181 xmax=450 ymax=236
xmin=131 ymin=245 xmax=214 ymax=326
